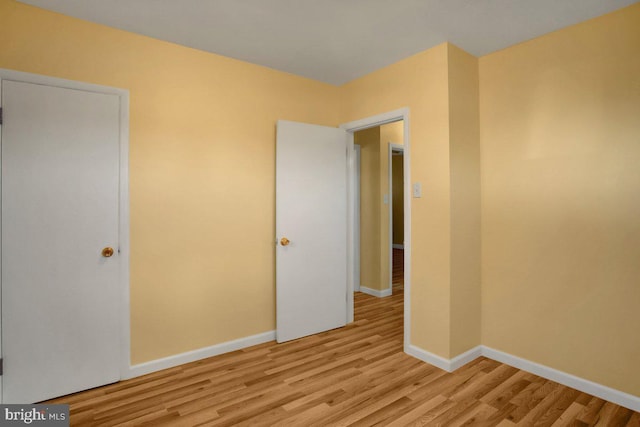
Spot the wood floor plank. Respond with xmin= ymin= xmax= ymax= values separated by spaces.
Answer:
xmin=550 ymin=401 xmax=586 ymax=427
xmin=577 ymin=396 xmax=609 ymax=425
xmin=506 ymin=380 xmax=550 ymax=423
xmin=480 ymin=370 xmax=530 ymax=408
xmin=449 ymin=364 xmax=519 ymax=402
xmin=594 ymin=402 xmax=634 ymax=426
xmin=447 ymin=401 xmax=498 ymax=427
xmin=516 ymin=383 xmax=571 ymax=425
xmin=429 ymin=398 xmax=483 ymax=425
xmin=384 ymin=394 xmax=449 ymax=427
xmin=626 ymin=411 xmax=640 ymax=427
xmin=404 ymin=399 xmax=460 ymax=426
xmin=42 ymin=272 xmax=638 ymax=426
xmin=534 ymin=387 xmax=581 ymax=427
xmin=480 ymin=402 xmax=520 ymax=426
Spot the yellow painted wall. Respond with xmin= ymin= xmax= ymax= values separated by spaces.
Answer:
xmin=341 ymin=44 xmax=454 ymax=357
xmin=0 ymin=0 xmax=341 ymax=364
xmin=480 ymin=3 xmax=640 ymax=395
xmin=448 ymin=45 xmax=481 ymax=356
xmin=355 ymin=127 xmax=382 ymax=291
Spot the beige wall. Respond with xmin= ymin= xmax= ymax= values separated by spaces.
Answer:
xmin=480 ymin=4 xmax=640 ymax=395
xmin=0 ymin=0 xmax=340 ymax=364
xmin=355 ymin=127 xmax=382 ymax=291
xmin=448 ymin=45 xmax=481 ymax=356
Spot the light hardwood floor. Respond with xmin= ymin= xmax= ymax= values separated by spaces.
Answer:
xmin=48 ymin=264 xmax=638 ymax=426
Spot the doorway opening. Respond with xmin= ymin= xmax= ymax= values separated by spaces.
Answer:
xmin=353 ymin=122 xmax=404 ymax=298
xmin=390 ymin=144 xmax=405 ymax=296
xmin=341 ymin=108 xmax=410 ymax=350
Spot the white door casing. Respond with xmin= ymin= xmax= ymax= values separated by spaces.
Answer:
xmin=340 ymin=108 xmax=411 ymax=350
xmin=353 ymin=144 xmax=361 ymax=293
xmin=0 ymin=71 xmax=130 ymax=403
xmin=275 ymin=120 xmax=348 ymax=343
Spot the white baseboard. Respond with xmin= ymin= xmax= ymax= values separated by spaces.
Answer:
xmin=359 ymin=286 xmax=392 ymax=298
xmin=126 ymin=330 xmax=276 ymax=379
xmin=124 ymin=327 xmax=640 ymax=413
xmin=451 ymin=346 xmax=484 ymax=371
xmin=392 ymin=244 xmax=404 ymax=249
xmin=405 ymin=343 xmax=640 ymax=412
xmin=405 ymin=344 xmax=482 ymax=372
xmin=482 ymin=346 xmax=640 ymax=413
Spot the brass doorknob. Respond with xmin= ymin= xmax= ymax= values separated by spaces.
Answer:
xmin=102 ymin=247 xmax=115 ymax=258
xmin=280 ymin=237 xmax=290 ymax=246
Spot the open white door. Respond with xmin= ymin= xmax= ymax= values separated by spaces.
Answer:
xmin=276 ymin=120 xmax=348 ymax=343
xmin=1 ymin=79 xmax=122 ymax=403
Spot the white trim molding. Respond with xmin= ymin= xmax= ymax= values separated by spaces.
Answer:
xmin=406 ymin=345 xmax=482 ymax=372
xmin=359 ymin=286 xmax=392 ymax=298
xmin=353 ymin=144 xmax=361 ymax=293
xmin=127 ymin=330 xmax=276 ymax=379
xmin=482 ymin=346 xmax=640 ymax=413
xmin=405 ymin=344 xmax=640 ymax=412
xmin=340 ymin=107 xmax=412 ymax=352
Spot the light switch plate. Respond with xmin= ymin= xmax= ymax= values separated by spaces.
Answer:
xmin=412 ymin=182 xmax=422 ymax=198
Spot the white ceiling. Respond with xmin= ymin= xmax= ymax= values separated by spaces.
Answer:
xmin=18 ymin=0 xmax=638 ymax=85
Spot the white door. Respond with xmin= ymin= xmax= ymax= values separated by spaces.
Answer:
xmin=276 ymin=120 xmax=348 ymax=343
xmin=1 ymin=80 xmax=121 ymax=403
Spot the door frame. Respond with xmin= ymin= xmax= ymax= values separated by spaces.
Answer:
xmin=353 ymin=144 xmax=361 ymax=293
xmin=340 ymin=108 xmax=411 ymax=350
xmin=388 ymin=143 xmax=404 ymax=294
xmin=0 ymin=69 xmax=131 ymax=400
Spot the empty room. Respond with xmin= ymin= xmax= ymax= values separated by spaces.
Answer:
xmin=0 ymin=0 xmax=638 ymax=425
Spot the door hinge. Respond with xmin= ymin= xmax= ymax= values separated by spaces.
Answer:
xmin=0 ymin=358 xmax=3 ymax=375
xmin=0 ymin=107 xmax=3 ymax=125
